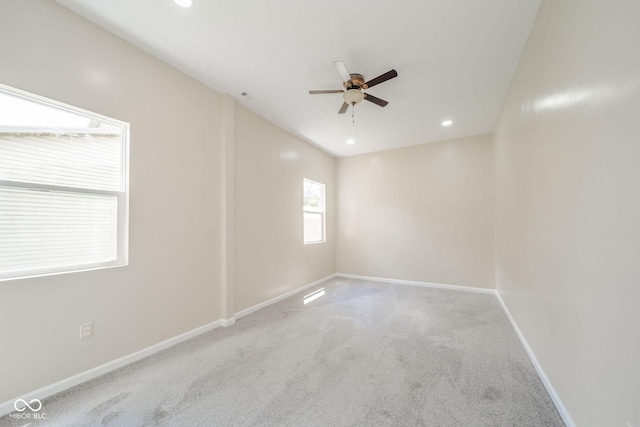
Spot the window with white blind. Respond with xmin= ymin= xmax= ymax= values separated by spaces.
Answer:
xmin=0 ymin=84 xmax=129 ymax=280
xmin=303 ymin=178 xmax=325 ymax=244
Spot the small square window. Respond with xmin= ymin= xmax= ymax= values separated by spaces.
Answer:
xmin=303 ymin=179 xmax=325 ymax=244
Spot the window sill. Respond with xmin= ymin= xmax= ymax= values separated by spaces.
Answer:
xmin=0 ymin=261 xmax=128 ymax=282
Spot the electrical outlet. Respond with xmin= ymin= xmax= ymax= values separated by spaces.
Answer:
xmin=80 ymin=322 xmax=93 ymax=340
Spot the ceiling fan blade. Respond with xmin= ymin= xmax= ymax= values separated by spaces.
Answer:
xmin=338 ymin=102 xmax=349 ymax=114
xmin=364 ymin=93 xmax=389 ymax=107
xmin=333 ymin=60 xmax=352 ymax=83
xmin=309 ymin=90 xmax=343 ymax=94
xmin=364 ymin=69 xmax=398 ymax=88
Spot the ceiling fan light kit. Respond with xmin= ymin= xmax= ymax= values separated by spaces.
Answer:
xmin=309 ymin=61 xmax=398 ymax=121
xmin=343 ymin=89 xmax=364 ymax=105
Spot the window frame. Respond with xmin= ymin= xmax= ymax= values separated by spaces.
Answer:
xmin=0 ymin=83 xmax=129 ymax=281
xmin=303 ymin=178 xmax=326 ymax=245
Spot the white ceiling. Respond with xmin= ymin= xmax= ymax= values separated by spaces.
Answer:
xmin=56 ymin=0 xmax=540 ymax=157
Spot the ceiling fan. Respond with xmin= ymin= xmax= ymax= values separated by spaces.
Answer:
xmin=309 ymin=61 xmax=398 ymax=117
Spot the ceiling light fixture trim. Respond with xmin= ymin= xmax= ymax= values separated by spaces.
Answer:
xmin=173 ymin=0 xmax=194 ymax=8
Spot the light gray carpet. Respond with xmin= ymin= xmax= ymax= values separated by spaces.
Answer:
xmin=1 ymin=278 xmax=565 ymax=426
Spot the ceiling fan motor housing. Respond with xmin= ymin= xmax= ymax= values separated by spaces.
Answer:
xmin=347 ymin=73 xmax=366 ymax=88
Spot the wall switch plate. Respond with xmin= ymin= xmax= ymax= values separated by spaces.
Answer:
xmin=389 ymin=260 xmax=395 ymax=266
xmin=80 ymin=322 xmax=93 ymax=340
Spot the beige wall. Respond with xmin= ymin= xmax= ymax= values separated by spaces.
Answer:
xmin=234 ymin=105 xmax=336 ymax=312
xmin=0 ymin=0 xmax=338 ymax=404
xmin=4 ymin=2 xmax=638 ymax=425
xmin=0 ymin=1 xmax=223 ymax=402
xmin=337 ymin=135 xmax=494 ymax=289
xmin=494 ymin=0 xmax=640 ymax=425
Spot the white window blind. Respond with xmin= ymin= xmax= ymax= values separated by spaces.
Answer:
xmin=0 ymin=84 xmax=128 ymax=280
xmin=0 ymin=187 xmax=118 ymax=274
xmin=0 ymin=133 xmax=123 ymax=191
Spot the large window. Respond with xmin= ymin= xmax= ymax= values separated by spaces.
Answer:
xmin=303 ymin=178 xmax=325 ymax=244
xmin=0 ymin=84 xmax=129 ymax=280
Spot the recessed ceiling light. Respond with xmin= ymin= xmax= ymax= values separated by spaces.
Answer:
xmin=173 ymin=0 xmax=194 ymax=8
xmin=441 ymin=120 xmax=453 ymax=126
xmin=346 ymin=139 xmax=355 ymax=145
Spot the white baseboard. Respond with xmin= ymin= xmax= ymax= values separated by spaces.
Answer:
xmin=339 ymin=272 xmax=574 ymax=426
xmin=495 ymin=292 xmax=576 ymax=427
xmin=1 ymin=274 xmax=337 ymax=417
xmin=1 ymin=273 xmax=574 ymax=427
xmin=234 ymin=273 xmax=337 ymax=319
xmin=0 ymin=319 xmax=224 ymax=417
xmin=335 ymin=273 xmax=496 ymax=294
xmin=221 ymin=317 xmax=236 ymax=327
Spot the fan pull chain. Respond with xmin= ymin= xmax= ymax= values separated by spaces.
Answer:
xmin=352 ymin=103 xmax=355 ymax=124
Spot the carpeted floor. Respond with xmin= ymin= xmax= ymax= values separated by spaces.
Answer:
xmin=1 ymin=278 xmax=565 ymax=426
